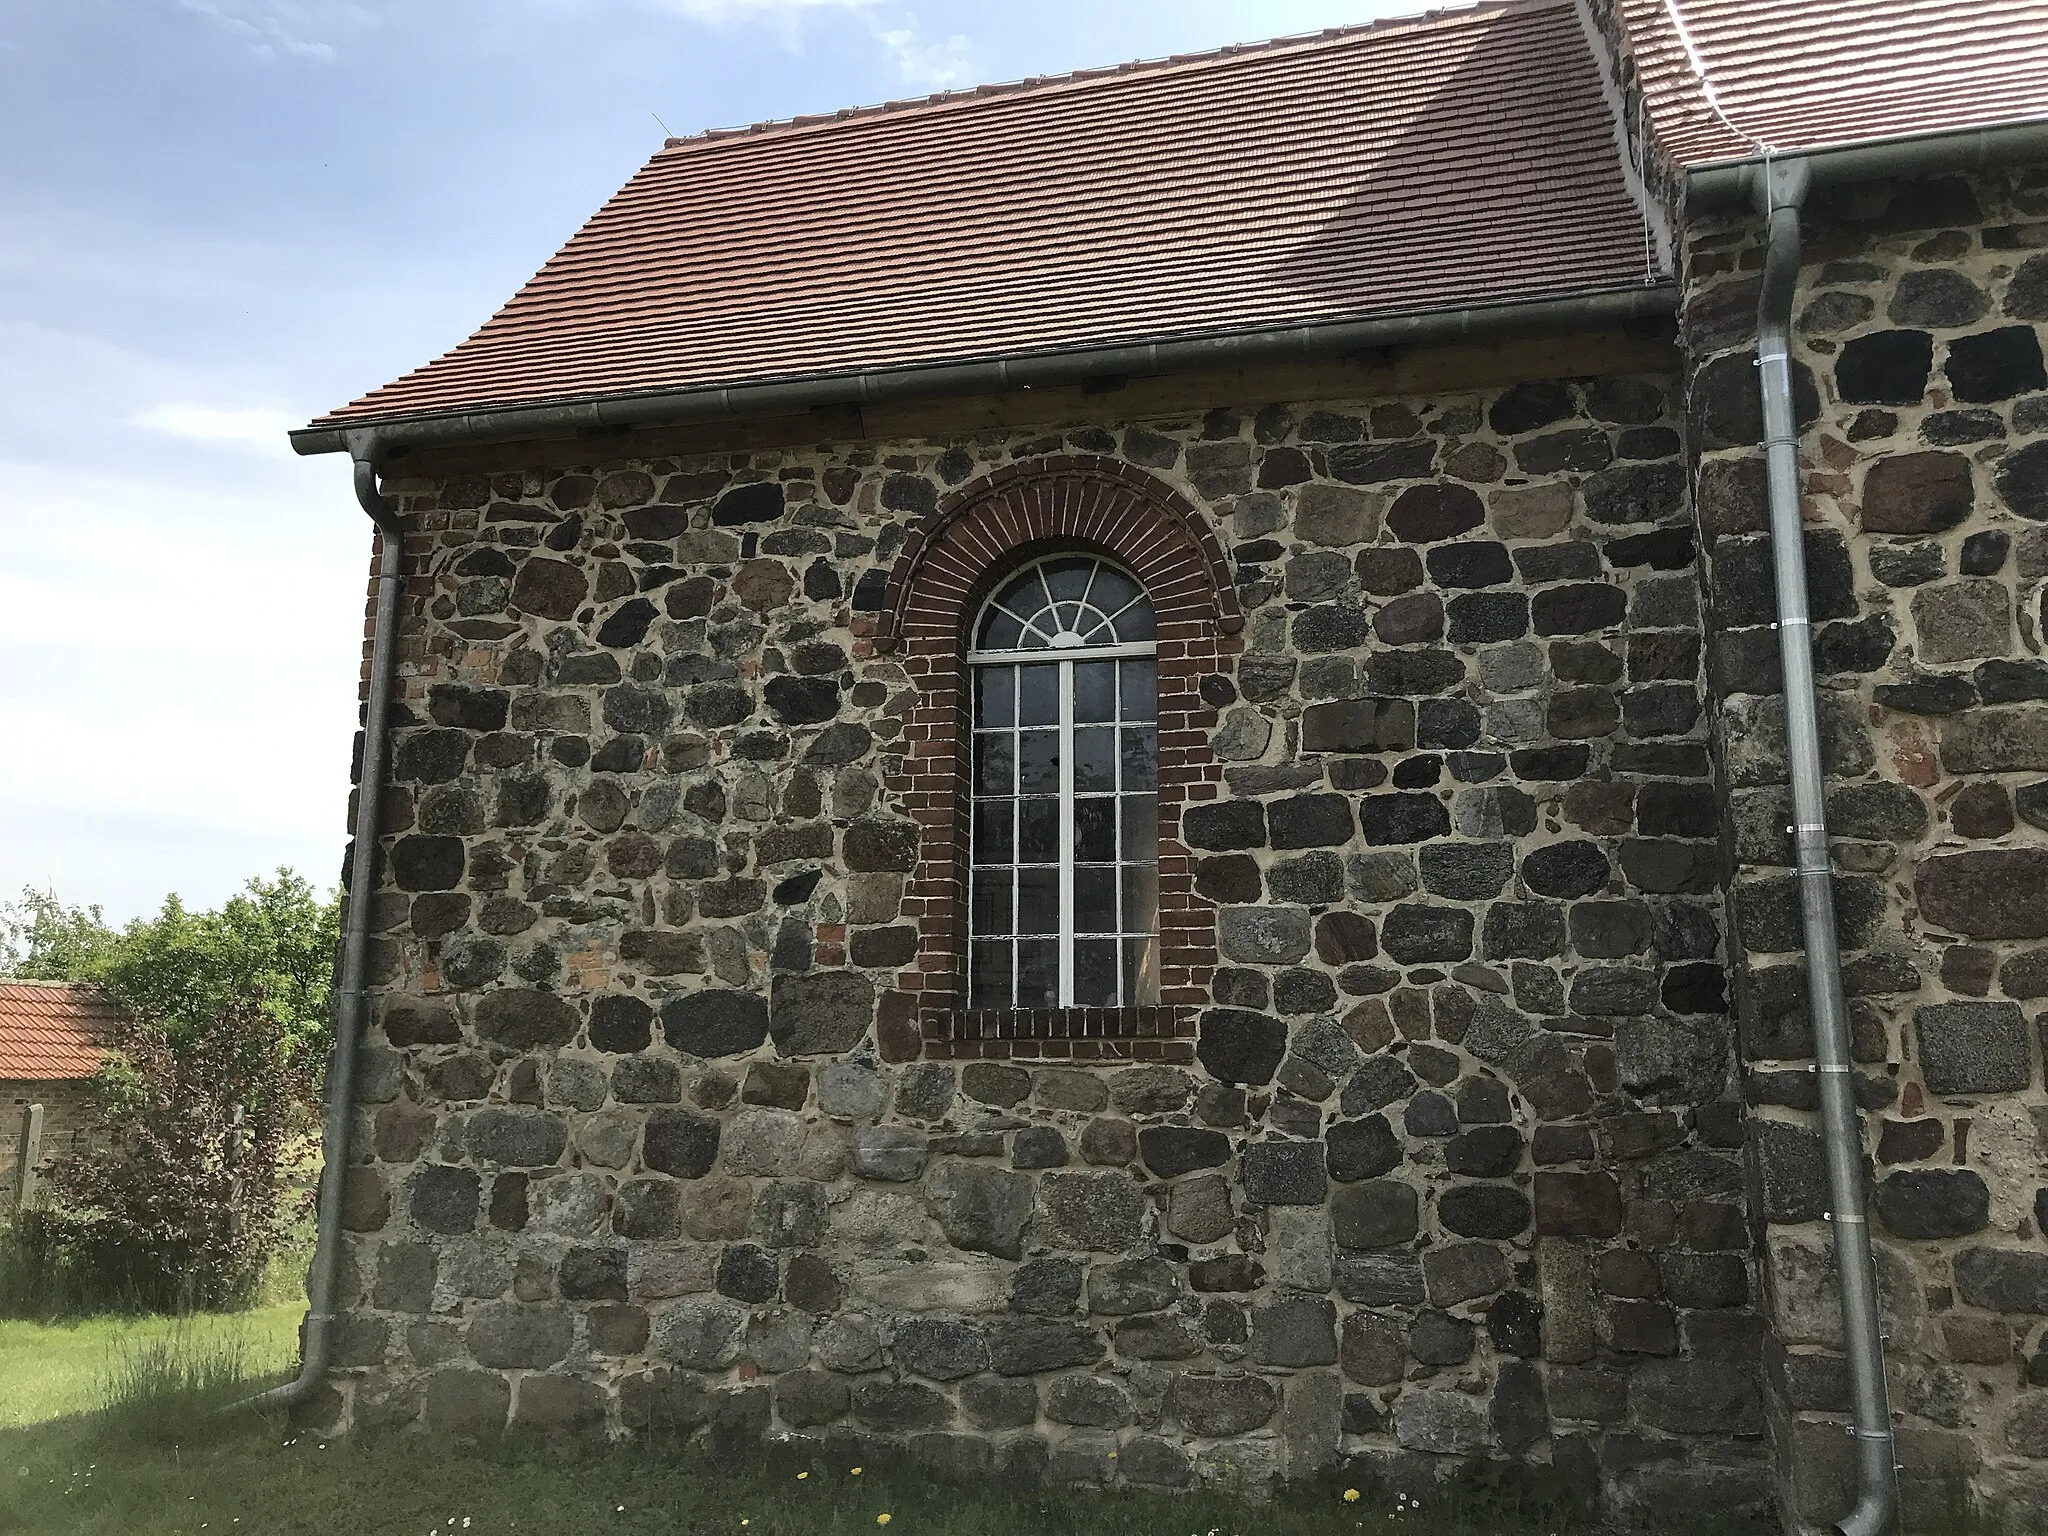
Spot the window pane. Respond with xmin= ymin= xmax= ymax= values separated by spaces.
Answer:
xmin=1120 ymin=727 xmax=1157 ymax=791
xmin=1113 ymin=598 xmax=1155 ymax=643
xmin=1074 ymin=727 xmax=1116 ymax=793
xmin=1124 ymin=936 xmax=1160 ymax=1006
xmin=1043 ymin=557 xmax=1094 ymax=603
xmin=1089 ymin=566 xmax=1141 ymax=619
xmin=1074 ymin=867 xmax=1116 ymax=934
xmin=1121 ymin=794 xmax=1157 ymax=862
xmin=1018 ymin=731 xmax=1060 ymax=794
xmin=1016 ymin=868 xmax=1059 ymax=933
xmin=973 ymin=800 xmax=1014 ymax=864
xmin=974 ymin=666 xmax=1015 ymax=727
xmin=1122 ymin=865 xmax=1158 ymax=932
xmin=991 ymin=568 xmax=1053 ymax=629
xmin=971 ymin=941 xmax=1012 ymax=1010
xmin=971 ymin=871 xmax=1013 ymax=936
xmin=1018 ymin=798 xmax=1061 ymax=864
xmin=1017 ymin=940 xmax=1058 ymax=1009
xmin=978 ymin=609 xmax=1024 ymax=652
xmin=1018 ymin=665 xmax=1059 ymax=726
xmin=974 ymin=734 xmax=1013 ymax=795
xmin=1074 ymin=798 xmax=1115 ymax=862
xmin=1074 ymin=661 xmax=1115 ymax=722
xmin=1074 ymin=940 xmax=1118 ymax=1008
xmin=1119 ymin=659 xmax=1156 ymax=722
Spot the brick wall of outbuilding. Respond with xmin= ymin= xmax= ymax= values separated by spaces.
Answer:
xmin=1681 ymin=164 xmax=2048 ymax=1528
xmin=318 ymin=346 xmax=1774 ymax=1516
xmin=0 ymin=1079 xmax=99 ymax=1208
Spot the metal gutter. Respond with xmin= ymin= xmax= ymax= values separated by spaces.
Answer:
xmin=289 ymin=285 xmax=1676 ymax=458
xmin=1688 ymin=118 xmax=2048 ymax=208
xmin=1751 ymin=156 xmax=1897 ymax=1536
xmin=237 ymin=438 xmax=405 ymax=1417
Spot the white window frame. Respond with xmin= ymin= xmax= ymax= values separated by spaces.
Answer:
xmin=965 ymin=555 xmax=1159 ymax=1011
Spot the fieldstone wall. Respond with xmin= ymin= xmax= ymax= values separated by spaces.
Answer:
xmin=321 ymin=358 xmax=1769 ymax=1516
xmin=1680 ymin=164 xmax=2048 ymax=1526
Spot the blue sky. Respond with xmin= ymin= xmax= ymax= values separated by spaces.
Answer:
xmin=0 ymin=0 xmax=1420 ymax=922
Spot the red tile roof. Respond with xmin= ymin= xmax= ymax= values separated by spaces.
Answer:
xmin=0 ymin=982 xmax=117 ymax=1081
xmin=1618 ymin=0 xmax=2048 ymax=169
xmin=310 ymin=0 xmax=1663 ymax=432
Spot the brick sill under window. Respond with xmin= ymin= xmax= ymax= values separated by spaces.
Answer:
xmin=919 ymin=1004 xmax=1197 ymax=1062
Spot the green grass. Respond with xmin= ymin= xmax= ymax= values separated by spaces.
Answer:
xmin=0 ymin=1311 xmax=1785 ymax=1536
xmin=0 ymin=1302 xmax=300 ymax=1428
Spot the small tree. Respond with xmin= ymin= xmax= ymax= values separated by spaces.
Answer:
xmin=0 ymin=889 xmax=118 ymax=980
xmin=42 ymin=1000 xmax=319 ymax=1312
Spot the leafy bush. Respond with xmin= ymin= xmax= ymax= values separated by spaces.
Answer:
xmin=32 ymin=1000 xmax=319 ymax=1314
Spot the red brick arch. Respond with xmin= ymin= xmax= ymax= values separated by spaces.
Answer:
xmin=865 ymin=455 xmax=1242 ymax=1062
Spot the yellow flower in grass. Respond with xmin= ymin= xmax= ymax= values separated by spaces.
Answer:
xmin=877 ymin=1515 xmax=892 ymax=1526
xmin=851 ymin=1467 xmax=863 ymax=1476
xmin=797 ymin=1472 xmax=809 ymax=1481
xmin=1343 ymin=1488 xmax=1361 ymax=1503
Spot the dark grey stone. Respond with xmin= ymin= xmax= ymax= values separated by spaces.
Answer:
xmin=1956 ymin=1248 xmax=2048 ymax=1313
xmin=986 ymin=1318 xmax=1103 ymax=1375
xmin=769 ymin=970 xmax=874 ymax=1055
xmin=1242 ymin=1141 xmax=1328 ymax=1205
xmin=1335 ymin=1251 xmax=1426 ymax=1305
xmin=894 ymin=1318 xmax=988 ymax=1381
xmin=1039 ymin=1171 xmax=1146 ymax=1251
xmin=1437 ymin=1184 xmax=1531 ymax=1239
xmin=1407 ymin=1309 xmax=1475 ymax=1365
xmin=1198 ymin=1008 xmax=1287 ymax=1085
xmin=1253 ymin=1295 xmax=1338 ymax=1366
xmin=466 ymin=1109 xmax=568 ymax=1168
xmin=1750 ymin=1119 xmax=1826 ymax=1223
xmin=642 ymin=1109 xmax=720 ymax=1178
xmin=1169 ymin=1373 xmax=1278 ymax=1436
xmin=1917 ymin=1002 xmax=2032 ymax=1093
xmin=1087 ymin=1258 xmax=1182 ymax=1316
xmin=1326 ymin=1115 xmax=1401 ymax=1181
xmin=661 ymin=990 xmax=769 ymax=1057
xmin=1331 ymin=1179 xmax=1418 ymax=1249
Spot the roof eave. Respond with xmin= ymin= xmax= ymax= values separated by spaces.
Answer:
xmin=1685 ymin=116 xmax=2048 ymax=209
xmin=292 ymin=283 xmax=1678 ymax=460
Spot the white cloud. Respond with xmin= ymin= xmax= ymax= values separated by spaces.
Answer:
xmin=176 ymin=0 xmax=379 ymax=63
xmin=867 ymin=14 xmax=973 ymax=88
xmin=135 ymin=401 xmax=297 ymax=456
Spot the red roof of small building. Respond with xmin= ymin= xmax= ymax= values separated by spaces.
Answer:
xmin=309 ymin=0 xmax=1663 ymax=431
xmin=0 ymin=981 xmax=117 ymax=1081
xmin=1617 ymin=0 xmax=2048 ymax=168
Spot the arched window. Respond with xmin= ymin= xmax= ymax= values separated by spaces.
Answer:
xmin=966 ymin=554 xmax=1158 ymax=1011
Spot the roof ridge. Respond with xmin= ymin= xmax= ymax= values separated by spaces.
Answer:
xmin=660 ymin=0 xmax=1554 ymax=152
xmin=0 ymin=978 xmax=100 ymax=989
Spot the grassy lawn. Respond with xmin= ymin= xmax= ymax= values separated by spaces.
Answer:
xmin=0 ymin=1303 xmax=302 ymax=1428
xmin=0 ymin=1309 xmax=1775 ymax=1536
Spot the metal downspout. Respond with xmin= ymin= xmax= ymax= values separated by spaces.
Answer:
xmin=1751 ymin=157 xmax=1897 ymax=1536
xmin=238 ymin=439 xmax=405 ymax=1415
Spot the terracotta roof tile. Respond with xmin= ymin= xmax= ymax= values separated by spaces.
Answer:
xmin=311 ymin=0 xmax=1661 ymax=431
xmin=1619 ymin=0 xmax=2048 ymax=168
xmin=0 ymin=981 xmax=118 ymax=1081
